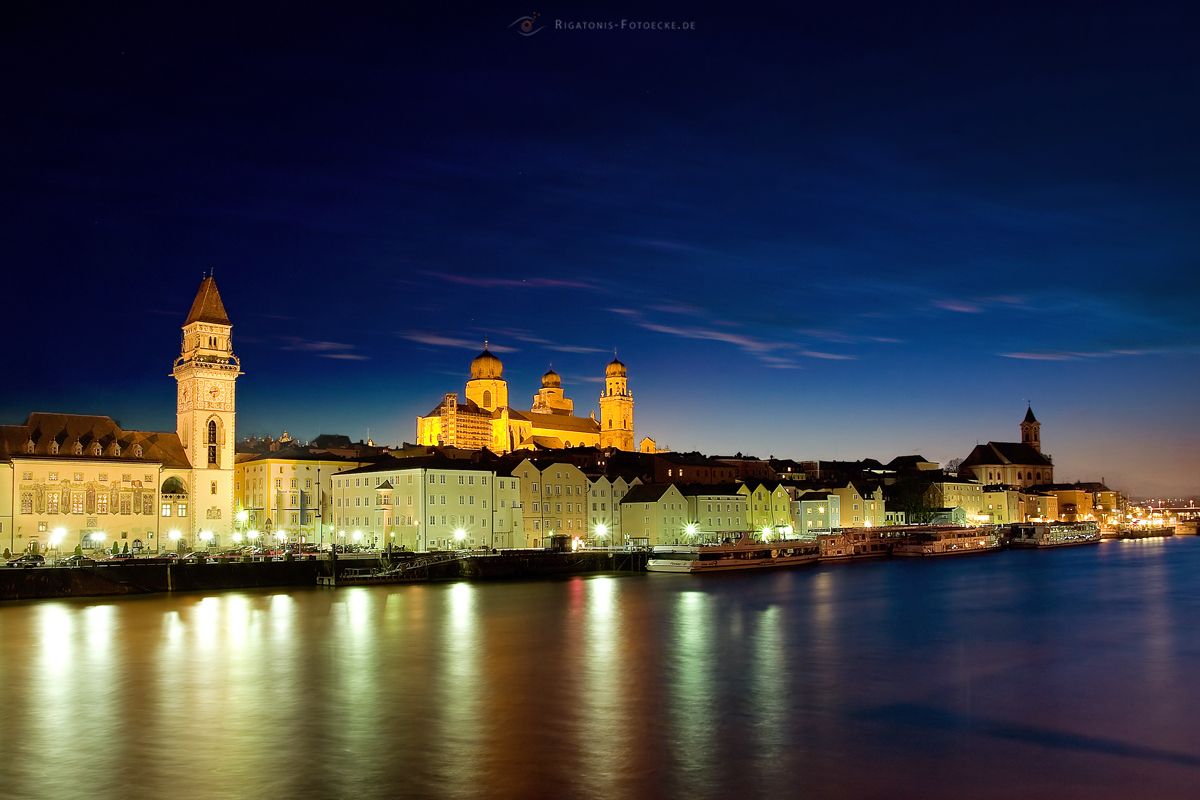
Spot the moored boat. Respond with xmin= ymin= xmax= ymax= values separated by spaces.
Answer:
xmin=892 ymin=527 xmax=1001 ymax=557
xmin=1009 ymin=522 xmax=1100 ymax=548
xmin=646 ymin=534 xmax=819 ymax=573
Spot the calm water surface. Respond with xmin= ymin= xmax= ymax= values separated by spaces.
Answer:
xmin=3 ymin=539 xmax=1199 ymax=800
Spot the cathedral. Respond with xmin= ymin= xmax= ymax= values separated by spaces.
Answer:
xmin=0 ymin=275 xmax=240 ymax=554
xmin=415 ymin=347 xmax=635 ymax=453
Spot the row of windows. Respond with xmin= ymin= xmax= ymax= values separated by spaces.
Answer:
xmin=29 ymin=472 xmax=152 ymax=484
xmin=20 ymin=492 xmax=156 ymax=516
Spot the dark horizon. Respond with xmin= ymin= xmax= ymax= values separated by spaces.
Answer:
xmin=3 ymin=2 xmax=1198 ymax=495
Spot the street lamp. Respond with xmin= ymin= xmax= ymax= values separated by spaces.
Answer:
xmin=168 ymin=529 xmax=182 ymax=552
xmin=199 ymin=530 xmax=214 ymax=549
xmin=453 ymin=527 xmax=466 ymax=549
xmin=50 ymin=527 xmax=66 ymax=563
xmin=684 ymin=523 xmax=698 ymax=540
xmin=761 ymin=525 xmax=773 ymax=542
xmin=594 ymin=522 xmax=608 ymax=545
xmin=91 ymin=532 xmax=106 ymax=553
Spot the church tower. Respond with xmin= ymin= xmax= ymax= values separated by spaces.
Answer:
xmin=599 ymin=357 xmax=634 ymax=451
xmin=1021 ymin=405 xmax=1041 ymax=453
xmin=464 ymin=344 xmax=508 ymax=412
xmin=173 ymin=275 xmax=241 ymax=541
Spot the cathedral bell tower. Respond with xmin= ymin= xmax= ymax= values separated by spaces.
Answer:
xmin=173 ymin=274 xmax=241 ymax=541
xmin=599 ymin=357 xmax=634 ymax=451
xmin=1021 ymin=405 xmax=1041 ymax=453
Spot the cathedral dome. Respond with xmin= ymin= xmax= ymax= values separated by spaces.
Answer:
xmin=605 ymin=357 xmax=627 ymax=378
xmin=470 ymin=347 xmax=503 ymax=380
xmin=541 ymin=368 xmax=561 ymax=388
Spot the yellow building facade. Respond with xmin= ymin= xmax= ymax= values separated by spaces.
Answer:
xmin=416 ymin=348 xmax=635 ymax=454
xmin=0 ymin=276 xmax=240 ymax=555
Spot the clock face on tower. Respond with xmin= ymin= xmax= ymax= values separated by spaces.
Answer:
xmin=201 ymin=382 xmax=228 ymax=407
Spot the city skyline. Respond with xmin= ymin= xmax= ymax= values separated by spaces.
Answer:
xmin=4 ymin=3 xmax=1198 ymax=495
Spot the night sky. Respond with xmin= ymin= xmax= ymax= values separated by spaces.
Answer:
xmin=3 ymin=2 xmax=1198 ymax=495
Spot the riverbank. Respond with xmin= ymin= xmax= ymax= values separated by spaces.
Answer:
xmin=0 ymin=550 xmax=648 ymax=601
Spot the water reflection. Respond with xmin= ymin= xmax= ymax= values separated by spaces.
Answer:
xmin=2 ymin=540 xmax=1200 ymax=800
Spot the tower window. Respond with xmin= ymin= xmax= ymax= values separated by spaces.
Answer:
xmin=208 ymin=420 xmax=217 ymax=444
xmin=483 ymin=390 xmax=491 ymax=407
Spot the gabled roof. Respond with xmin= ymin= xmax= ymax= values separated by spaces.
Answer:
xmin=0 ymin=412 xmax=191 ymax=469
xmin=621 ymin=483 xmax=681 ymax=504
xmin=184 ymin=275 xmax=231 ymax=326
xmin=741 ymin=479 xmax=783 ymax=492
xmin=677 ymin=482 xmax=745 ymax=498
xmin=960 ymin=441 xmax=1052 ymax=469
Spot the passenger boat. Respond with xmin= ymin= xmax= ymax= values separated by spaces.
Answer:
xmin=1009 ymin=522 xmax=1101 ymax=548
xmin=892 ymin=527 xmax=1001 ymax=558
xmin=1101 ymin=526 xmax=1175 ymax=540
xmin=646 ymin=534 xmax=819 ymax=573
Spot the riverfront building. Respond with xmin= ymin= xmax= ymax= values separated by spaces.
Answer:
xmin=234 ymin=451 xmax=362 ymax=543
xmin=330 ymin=456 xmax=524 ymax=551
xmin=0 ymin=276 xmax=241 ymax=555
xmin=959 ymin=406 xmax=1055 ymax=488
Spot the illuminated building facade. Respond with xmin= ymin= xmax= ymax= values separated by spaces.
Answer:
xmin=0 ymin=276 xmax=240 ymax=553
xmin=415 ymin=348 xmax=636 ymax=454
xmin=959 ymin=406 xmax=1055 ymax=488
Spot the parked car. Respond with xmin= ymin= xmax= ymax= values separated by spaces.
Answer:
xmin=107 ymin=552 xmax=135 ymax=561
xmin=6 ymin=553 xmax=46 ymax=568
xmin=59 ymin=555 xmax=97 ymax=567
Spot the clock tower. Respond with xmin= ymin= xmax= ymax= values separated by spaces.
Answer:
xmin=173 ymin=274 xmax=241 ymax=541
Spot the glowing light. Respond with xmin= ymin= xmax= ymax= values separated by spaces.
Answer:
xmin=235 ymin=509 xmax=249 ymax=525
xmin=761 ymin=526 xmax=773 ymax=541
xmin=684 ymin=523 xmax=698 ymax=537
xmin=453 ymin=528 xmax=466 ymax=542
xmin=594 ymin=523 xmax=609 ymax=539
xmin=50 ymin=527 xmax=67 ymax=547
xmin=351 ymin=530 xmax=363 ymax=542
xmin=275 ymin=531 xmax=286 ymax=543
xmin=168 ymin=529 xmax=182 ymax=542
xmin=247 ymin=529 xmax=260 ymax=541
xmin=231 ymin=532 xmax=243 ymax=543
xmin=198 ymin=530 xmax=213 ymax=543
xmin=92 ymin=532 xmax=106 ymax=543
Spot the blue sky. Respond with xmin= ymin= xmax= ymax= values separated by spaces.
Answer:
xmin=2 ymin=1 xmax=1197 ymax=495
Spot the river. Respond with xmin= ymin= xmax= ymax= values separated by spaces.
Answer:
xmin=2 ymin=538 xmax=1198 ymax=799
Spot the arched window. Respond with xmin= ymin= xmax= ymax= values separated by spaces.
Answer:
xmin=1017 ymin=472 xmax=1023 ymax=481
xmin=73 ymin=442 xmax=83 ymax=455
xmin=207 ymin=420 xmax=219 ymax=466
xmin=483 ymin=390 xmax=491 ymax=407
xmin=91 ymin=443 xmax=102 ymax=456
xmin=1036 ymin=472 xmax=1042 ymax=481
xmin=49 ymin=441 xmax=59 ymax=455
xmin=133 ymin=445 xmax=143 ymax=458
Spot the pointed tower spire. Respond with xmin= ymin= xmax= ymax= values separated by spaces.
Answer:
xmin=185 ymin=275 xmax=231 ymax=326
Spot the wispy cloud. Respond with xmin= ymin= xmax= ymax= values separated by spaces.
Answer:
xmin=999 ymin=348 xmax=1162 ymax=361
xmin=319 ymin=353 xmax=371 ymax=361
xmin=547 ymin=344 xmax=608 ymax=354
xmin=401 ymin=332 xmax=518 ymax=353
xmin=799 ymin=350 xmax=858 ymax=361
xmin=278 ymin=337 xmax=370 ymax=360
xmin=932 ymin=298 xmax=984 ymax=314
xmin=424 ymin=271 xmax=598 ymax=291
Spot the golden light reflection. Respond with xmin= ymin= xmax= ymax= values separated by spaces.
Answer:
xmin=671 ymin=589 xmax=716 ymax=772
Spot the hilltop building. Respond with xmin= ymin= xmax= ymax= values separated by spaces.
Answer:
xmin=415 ymin=348 xmax=636 ymax=454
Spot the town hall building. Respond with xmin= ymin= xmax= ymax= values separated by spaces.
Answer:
xmin=0 ymin=275 xmax=241 ymax=554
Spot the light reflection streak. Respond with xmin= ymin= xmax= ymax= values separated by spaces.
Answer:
xmin=671 ymin=590 xmax=716 ymax=780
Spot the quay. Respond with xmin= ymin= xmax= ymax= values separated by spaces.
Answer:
xmin=0 ymin=549 xmax=649 ymax=602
